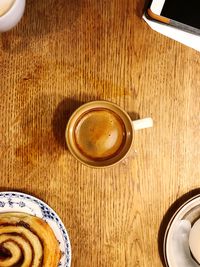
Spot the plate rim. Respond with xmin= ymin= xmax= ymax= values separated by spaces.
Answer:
xmin=163 ymin=194 xmax=200 ymax=267
xmin=0 ymin=190 xmax=72 ymax=267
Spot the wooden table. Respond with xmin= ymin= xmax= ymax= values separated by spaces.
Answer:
xmin=0 ymin=1 xmax=199 ymax=266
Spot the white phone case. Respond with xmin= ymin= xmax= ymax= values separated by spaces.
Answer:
xmin=143 ymin=14 xmax=200 ymax=52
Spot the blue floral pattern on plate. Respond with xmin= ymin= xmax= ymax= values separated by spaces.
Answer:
xmin=0 ymin=191 xmax=71 ymax=267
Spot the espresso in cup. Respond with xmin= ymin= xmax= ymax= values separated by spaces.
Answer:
xmin=66 ymin=101 xmax=153 ymax=167
xmin=74 ymin=108 xmax=126 ymax=160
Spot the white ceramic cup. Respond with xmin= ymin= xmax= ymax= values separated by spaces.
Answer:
xmin=66 ymin=101 xmax=153 ymax=168
xmin=0 ymin=0 xmax=26 ymax=32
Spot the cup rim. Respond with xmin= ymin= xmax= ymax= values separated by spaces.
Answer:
xmin=65 ymin=100 xmax=134 ymax=168
xmin=0 ymin=0 xmax=21 ymax=20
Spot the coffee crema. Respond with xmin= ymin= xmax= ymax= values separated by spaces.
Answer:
xmin=74 ymin=109 xmax=126 ymax=160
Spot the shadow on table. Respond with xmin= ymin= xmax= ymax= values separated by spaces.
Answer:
xmin=158 ymin=188 xmax=200 ymax=266
xmin=127 ymin=111 xmax=140 ymax=121
xmin=1 ymin=0 xmax=83 ymax=53
xmin=136 ymin=0 xmax=151 ymax=18
xmin=15 ymin=92 xmax=100 ymax=165
xmin=52 ymin=98 xmax=84 ymax=150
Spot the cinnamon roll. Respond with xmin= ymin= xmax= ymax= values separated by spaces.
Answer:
xmin=0 ymin=212 xmax=61 ymax=266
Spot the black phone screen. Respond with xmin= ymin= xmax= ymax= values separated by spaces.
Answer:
xmin=161 ymin=0 xmax=200 ymax=29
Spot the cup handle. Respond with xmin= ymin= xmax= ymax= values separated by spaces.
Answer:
xmin=132 ymin=117 xmax=153 ymax=131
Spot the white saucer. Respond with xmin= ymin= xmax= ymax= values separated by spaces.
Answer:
xmin=164 ymin=194 xmax=200 ymax=267
xmin=0 ymin=191 xmax=71 ymax=267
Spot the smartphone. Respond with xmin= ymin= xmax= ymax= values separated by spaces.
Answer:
xmin=146 ymin=0 xmax=200 ymax=35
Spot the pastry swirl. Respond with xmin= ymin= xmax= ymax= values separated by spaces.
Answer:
xmin=0 ymin=212 xmax=61 ymax=266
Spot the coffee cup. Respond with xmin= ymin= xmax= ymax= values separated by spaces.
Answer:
xmin=0 ymin=0 xmax=26 ymax=32
xmin=66 ymin=100 xmax=153 ymax=168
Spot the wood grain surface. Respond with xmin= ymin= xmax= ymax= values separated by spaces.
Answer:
xmin=0 ymin=0 xmax=200 ymax=266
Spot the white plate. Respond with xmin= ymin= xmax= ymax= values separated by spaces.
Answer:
xmin=164 ymin=194 xmax=200 ymax=267
xmin=0 ymin=191 xmax=71 ymax=267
